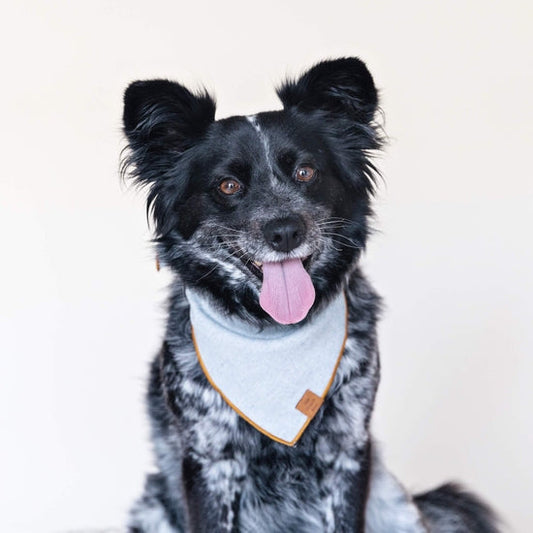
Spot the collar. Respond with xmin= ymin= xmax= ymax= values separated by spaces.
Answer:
xmin=186 ymin=289 xmax=348 ymax=446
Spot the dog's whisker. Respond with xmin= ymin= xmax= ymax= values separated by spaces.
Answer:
xmin=316 ymin=216 xmax=353 ymax=225
xmin=206 ymin=223 xmax=243 ymax=236
xmin=321 ymin=232 xmax=364 ymax=250
xmin=316 ymin=236 xmax=344 ymax=253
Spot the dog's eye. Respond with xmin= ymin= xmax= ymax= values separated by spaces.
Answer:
xmin=218 ymin=178 xmax=242 ymax=195
xmin=294 ymin=166 xmax=317 ymax=182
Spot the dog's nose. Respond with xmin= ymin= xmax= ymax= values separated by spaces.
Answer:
xmin=262 ymin=216 xmax=305 ymax=253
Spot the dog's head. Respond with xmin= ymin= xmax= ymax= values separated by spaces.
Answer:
xmin=122 ymin=58 xmax=381 ymax=325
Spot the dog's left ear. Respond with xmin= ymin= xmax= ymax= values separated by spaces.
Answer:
xmin=277 ymin=57 xmax=378 ymax=123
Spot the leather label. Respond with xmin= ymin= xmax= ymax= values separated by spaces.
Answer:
xmin=296 ymin=389 xmax=323 ymax=418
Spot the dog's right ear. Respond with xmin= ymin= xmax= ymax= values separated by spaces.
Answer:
xmin=123 ymin=79 xmax=215 ymax=149
xmin=122 ymin=80 xmax=216 ymax=237
xmin=122 ymin=80 xmax=216 ymax=183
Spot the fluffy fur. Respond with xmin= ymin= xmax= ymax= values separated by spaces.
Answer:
xmin=121 ymin=58 xmax=499 ymax=532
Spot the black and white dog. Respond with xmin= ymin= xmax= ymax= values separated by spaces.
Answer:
xmin=122 ymin=58 xmax=499 ymax=532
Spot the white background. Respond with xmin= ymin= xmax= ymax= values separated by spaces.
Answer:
xmin=1 ymin=1 xmax=531 ymax=531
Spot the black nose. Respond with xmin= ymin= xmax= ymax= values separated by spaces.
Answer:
xmin=262 ymin=216 xmax=306 ymax=253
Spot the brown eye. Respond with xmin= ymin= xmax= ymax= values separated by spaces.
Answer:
xmin=295 ymin=165 xmax=316 ymax=182
xmin=218 ymin=178 xmax=242 ymax=195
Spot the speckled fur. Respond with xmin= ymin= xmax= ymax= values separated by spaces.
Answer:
xmin=128 ymin=271 xmax=379 ymax=533
xmin=123 ymin=59 xmax=500 ymax=533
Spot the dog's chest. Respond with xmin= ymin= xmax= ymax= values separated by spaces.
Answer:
xmin=193 ymin=405 xmax=367 ymax=533
xmin=172 ymin=331 xmax=376 ymax=531
xmin=175 ymin=316 xmax=377 ymax=453
xmin=163 ymin=285 xmax=380 ymax=531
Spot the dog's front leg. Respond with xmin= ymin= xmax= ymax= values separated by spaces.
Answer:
xmin=316 ymin=440 xmax=372 ymax=533
xmin=336 ymin=445 xmax=372 ymax=533
xmin=182 ymin=453 xmax=245 ymax=533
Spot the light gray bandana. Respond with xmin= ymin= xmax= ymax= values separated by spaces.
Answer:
xmin=186 ymin=289 xmax=347 ymax=446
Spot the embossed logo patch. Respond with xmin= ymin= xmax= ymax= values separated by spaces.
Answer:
xmin=296 ymin=389 xmax=323 ymax=418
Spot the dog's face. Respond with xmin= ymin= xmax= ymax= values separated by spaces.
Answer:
xmin=123 ymin=58 xmax=380 ymax=324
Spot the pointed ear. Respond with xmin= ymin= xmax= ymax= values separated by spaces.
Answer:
xmin=277 ymin=57 xmax=378 ymax=123
xmin=123 ymin=79 xmax=216 ymax=155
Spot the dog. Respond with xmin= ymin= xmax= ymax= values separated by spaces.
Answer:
xmin=121 ymin=58 xmax=499 ymax=532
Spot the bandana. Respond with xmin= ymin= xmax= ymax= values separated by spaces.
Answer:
xmin=187 ymin=289 xmax=348 ymax=446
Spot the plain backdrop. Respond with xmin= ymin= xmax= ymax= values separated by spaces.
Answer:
xmin=1 ymin=1 xmax=531 ymax=532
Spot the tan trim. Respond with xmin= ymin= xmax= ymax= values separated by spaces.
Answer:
xmin=191 ymin=294 xmax=349 ymax=447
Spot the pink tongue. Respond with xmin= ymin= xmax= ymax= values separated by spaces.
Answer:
xmin=259 ymin=258 xmax=316 ymax=324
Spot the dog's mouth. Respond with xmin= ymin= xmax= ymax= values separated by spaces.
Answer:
xmin=217 ymin=237 xmax=316 ymax=324
xmin=246 ymin=256 xmax=313 ymax=279
xmin=244 ymin=253 xmax=316 ymax=325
